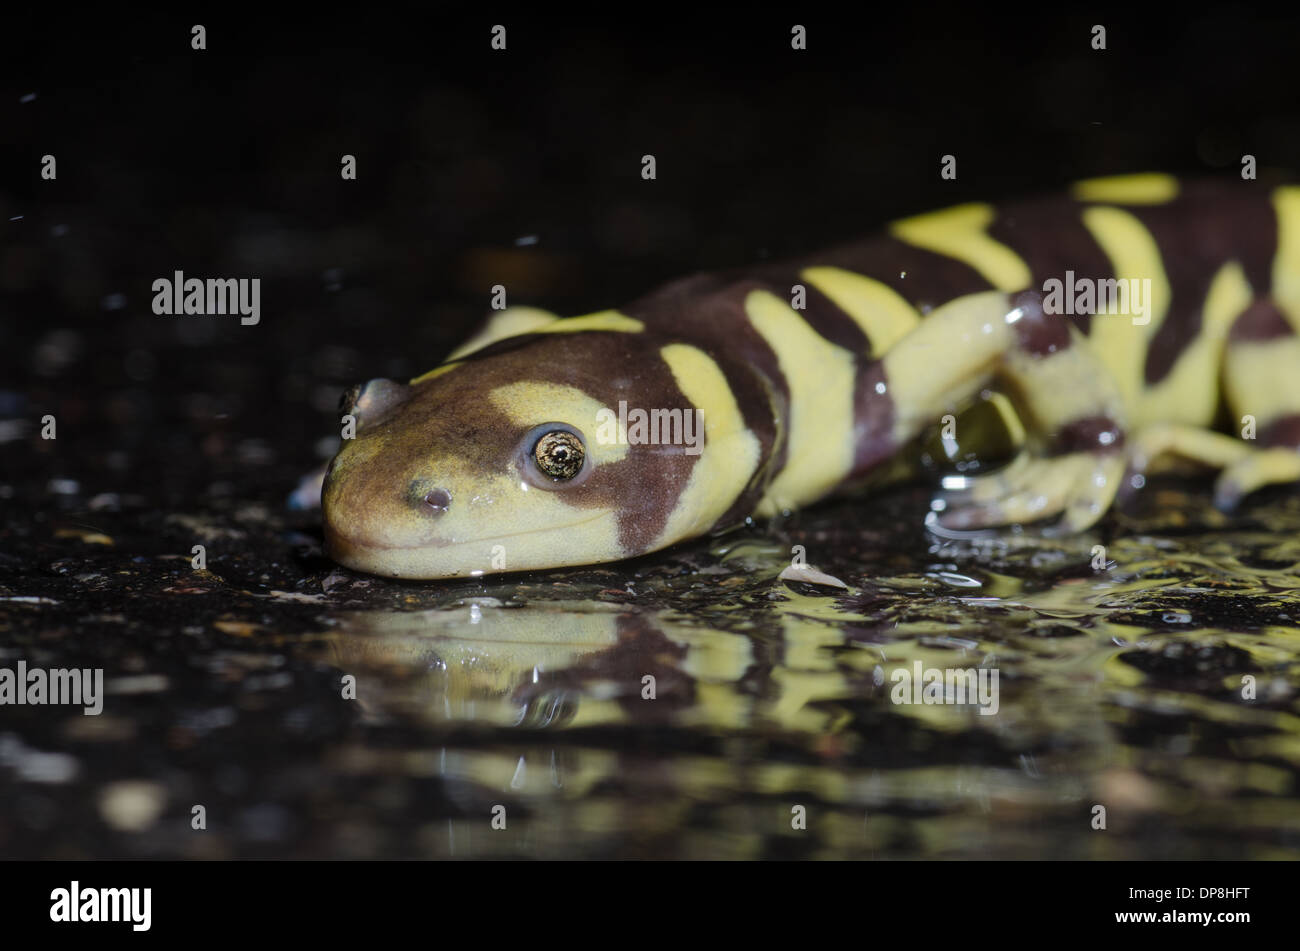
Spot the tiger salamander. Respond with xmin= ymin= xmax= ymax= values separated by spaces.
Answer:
xmin=322 ymin=173 xmax=1300 ymax=579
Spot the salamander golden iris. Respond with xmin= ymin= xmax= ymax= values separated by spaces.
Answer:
xmin=321 ymin=174 xmax=1300 ymax=579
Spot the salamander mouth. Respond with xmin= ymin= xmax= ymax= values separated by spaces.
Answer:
xmin=323 ymin=510 xmax=615 ymax=578
xmin=325 ymin=508 xmax=610 ymax=552
xmin=323 ymin=519 xmax=451 ymax=554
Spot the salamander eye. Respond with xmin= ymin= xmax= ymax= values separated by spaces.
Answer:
xmin=519 ymin=423 xmax=591 ymax=489
xmin=533 ymin=430 xmax=585 ymax=480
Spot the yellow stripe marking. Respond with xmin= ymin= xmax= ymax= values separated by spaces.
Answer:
xmin=536 ymin=310 xmax=644 ymax=336
xmin=445 ymin=308 xmax=642 ymax=363
xmin=801 ymin=266 xmax=922 ymax=357
xmin=1271 ymin=186 xmax=1300 ymax=333
xmin=1079 ymin=206 xmax=1172 ymax=414
xmin=744 ymin=290 xmax=858 ymax=514
xmin=1071 ymin=173 xmax=1180 ymax=205
xmin=487 ymin=381 xmax=629 ymax=462
xmin=653 ymin=344 xmax=761 ymax=547
xmin=889 ymin=203 xmax=1032 ymax=291
xmin=445 ymin=306 xmax=561 ymax=361
xmin=1141 ymin=261 xmax=1252 ymax=428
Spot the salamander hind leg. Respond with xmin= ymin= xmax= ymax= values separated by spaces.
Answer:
xmin=1214 ymin=299 xmax=1300 ymax=508
xmin=879 ymin=290 xmax=1129 ymax=537
xmin=1120 ymin=422 xmax=1251 ymax=507
xmin=1118 ymin=299 xmax=1300 ymax=511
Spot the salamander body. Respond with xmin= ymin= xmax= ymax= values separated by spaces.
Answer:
xmin=323 ymin=174 xmax=1300 ymax=579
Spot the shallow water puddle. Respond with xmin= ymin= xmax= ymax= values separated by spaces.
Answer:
xmin=305 ymin=499 xmax=1300 ymax=858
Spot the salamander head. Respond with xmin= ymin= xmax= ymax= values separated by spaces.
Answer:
xmin=322 ymin=332 xmax=760 ymax=579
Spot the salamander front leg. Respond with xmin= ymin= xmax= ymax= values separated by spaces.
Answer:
xmin=928 ymin=452 xmax=1126 ymax=537
xmin=880 ymin=290 xmax=1129 ymax=536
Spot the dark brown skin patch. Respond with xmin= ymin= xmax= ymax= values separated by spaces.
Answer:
xmin=707 ymin=363 xmax=783 ymax=533
xmin=989 ymin=201 xmax=1116 ymax=335
xmin=1008 ymin=289 xmax=1072 ymax=356
xmin=1132 ymin=183 xmax=1279 ymax=384
xmin=1260 ymin=414 xmax=1300 ymax=449
xmin=745 ymin=265 xmax=873 ymax=354
xmin=850 ymin=360 xmax=898 ymax=477
xmin=1050 ymin=415 xmax=1126 ymax=456
xmin=980 ymin=181 xmax=1282 ymax=382
xmin=623 ymin=273 xmax=785 ymax=519
xmin=768 ymin=234 xmax=994 ymax=314
xmin=1228 ymin=298 xmax=1294 ymax=342
xmin=623 ymin=243 xmax=991 ymax=521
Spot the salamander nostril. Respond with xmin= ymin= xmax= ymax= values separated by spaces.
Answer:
xmin=423 ymin=488 xmax=452 ymax=514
